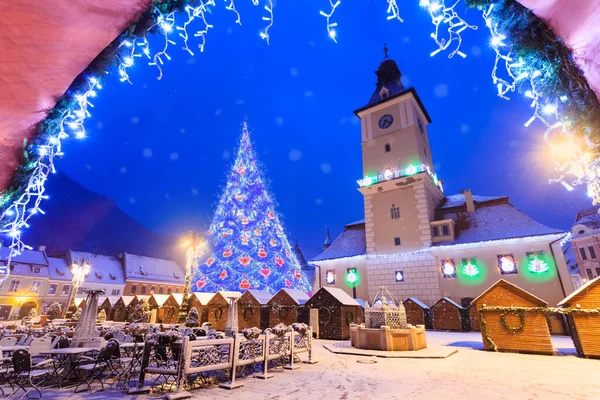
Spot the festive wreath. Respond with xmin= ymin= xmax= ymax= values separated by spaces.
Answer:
xmin=214 ymin=307 xmax=223 ymax=321
xmin=243 ymin=307 xmax=253 ymax=321
xmin=278 ymin=307 xmax=289 ymax=321
xmin=345 ymin=311 xmax=354 ymax=326
xmin=499 ymin=309 xmax=526 ymax=333
xmin=319 ymin=307 xmax=331 ymax=325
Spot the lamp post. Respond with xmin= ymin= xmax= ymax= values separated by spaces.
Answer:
xmin=68 ymin=258 xmax=90 ymax=314
xmin=178 ymin=231 xmax=206 ymax=324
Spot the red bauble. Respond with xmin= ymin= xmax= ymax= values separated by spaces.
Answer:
xmin=268 ymin=211 xmax=274 ymax=219
xmin=255 ymin=228 xmax=262 ymax=236
xmin=294 ymin=270 xmax=302 ymax=279
xmin=219 ymin=270 xmax=228 ymax=279
xmin=258 ymin=249 xmax=267 ymax=258
xmin=269 ymin=239 xmax=277 ymax=247
xmin=285 ymin=279 xmax=291 ymax=288
xmin=235 ymin=195 xmax=243 ymax=201
xmin=207 ymin=230 xmax=213 ymax=236
xmin=239 ymin=256 xmax=251 ymax=267
xmin=205 ymin=257 xmax=216 ymax=267
xmin=239 ymin=279 xmax=251 ymax=289
xmin=259 ymin=268 xmax=271 ymax=278
xmin=223 ymin=249 xmax=233 ymax=258
xmin=242 ymin=217 xmax=249 ymax=225
xmin=196 ymin=280 xmax=206 ymax=290
xmin=275 ymin=257 xmax=284 ymax=267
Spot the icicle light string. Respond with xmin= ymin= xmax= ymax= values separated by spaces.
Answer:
xmin=320 ymin=0 xmax=341 ymax=43
xmin=177 ymin=1 xmax=215 ymax=56
xmin=420 ymin=0 xmax=477 ymax=59
xmin=259 ymin=0 xmax=274 ymax=44
xmin=386 ymin=0 xmax=403 ymax=22
xmin=150 ymin=13 xmax=177 ymax=80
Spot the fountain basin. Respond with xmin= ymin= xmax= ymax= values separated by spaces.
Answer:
xmin=350 ymin=324 xmax=427 ymax=352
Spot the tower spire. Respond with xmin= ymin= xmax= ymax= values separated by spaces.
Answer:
xmin=383 ymin=42 xmax=389 ymax=59
xmin=324 ymin=228 xmax=332 ymax=250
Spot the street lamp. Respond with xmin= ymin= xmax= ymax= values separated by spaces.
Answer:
xmin=69 ymin=258 xmax=91 ymax=313
xmin=178 ymin=231 xmax=206 ymax=323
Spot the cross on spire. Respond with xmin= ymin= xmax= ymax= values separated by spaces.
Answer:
xmin=383 ymin=43 xmax=389 ymax=59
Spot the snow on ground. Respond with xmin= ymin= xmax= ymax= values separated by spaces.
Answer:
xmin=37 ymin=331 xmax=600 ymax=400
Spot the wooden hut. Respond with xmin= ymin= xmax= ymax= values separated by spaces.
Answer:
xmin=558 ymin=276 xmax=600 ymax=358
xmin=305 ymin=287 xmax=362 ymax=340
xmin=431 ymin=297 xmax=469 ymax=331
xmin=148 ymin=294 xmax=172 ymax=324
xmin=267 ymin=288 xmax=310 ymax=327
xmin=207 ymin=291 xmax=241 ymax=331
xmin=403 ymin=297 xmax=433 ymax=329
xmin=189 ymin=292 xmax=215 ymax=325
xmin=112 ymin=296 xmax=135 ymax=322
xmin=97 ymin=296 xmax=119 ymax=321
xmin=468 ymin=304 xmax=480 ymax=331
xmin=238 ymin=290 xmax=272 ymax=330
xmin=473 ymin=279 xmax=553 ymax=355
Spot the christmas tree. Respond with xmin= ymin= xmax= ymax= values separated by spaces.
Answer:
xmin=191 ymin=122 xmax=311 ymax=294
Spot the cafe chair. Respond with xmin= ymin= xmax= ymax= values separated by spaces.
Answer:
xmin=8 ymin=349 xmax=54 ymax=399
xmin=73 ymin=341 xmax=116 ymax=393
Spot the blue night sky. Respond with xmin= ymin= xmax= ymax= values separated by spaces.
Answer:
xmin=56 ymin=0 xmax=590 ymax=259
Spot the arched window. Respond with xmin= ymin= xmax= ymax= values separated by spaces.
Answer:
xmin=384 ymin=143 xmax=391 ymax=153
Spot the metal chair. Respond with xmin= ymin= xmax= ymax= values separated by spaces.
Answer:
xmin=0 ymin=337 xmax=17 ymax=346
xmin=8 ymin=349 xmax=54 ymax=399
xmin=73 ymin=341 xmax=116 ymax=393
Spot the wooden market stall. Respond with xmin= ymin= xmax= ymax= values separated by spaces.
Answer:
xmin=403 ymin=297 xmax=432 ymax=329
xmin=97 ymin=296 xmax=119 ymax=321
xmin=431 ymin=297 xmax=469 ymax=331
xmin=189 ymin=292 xmax=215 ymax=325
xmin=148 ymin=294 xmax=173 ymax=324
xmin=468 ymin=304 xmax=480 ymax=331
xmin=112 ymin=296 xmax=135 ymax=322
xmin=557 ymin=276 xmax=600 ymax=358
xmin=473 ymin=279 xmax=553 ymax=355
xmin=238 ymin=290 xmax=272 ymax=330
xmin=267 ymin=288 xmax=310 ymax=327
xmin=305 ymin=287 xmax=363 ymax=340
xmin=207 ymin=291 xmax=241 ymax=331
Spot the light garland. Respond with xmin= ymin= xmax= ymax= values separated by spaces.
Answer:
xmin=357 ymin=162 xmax=443 ymax=192
xmin=319 ymin=0 xmax=341 ymax=43
xmin=386 ymin=0 xmax=403 ymax=23
xmin=419 ymin=0 xmax=477 ymax=59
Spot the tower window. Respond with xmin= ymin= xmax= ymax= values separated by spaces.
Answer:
xmin=432 ymin=226 xmax=440 ymax=237
xmin=394 ymin=237 xmax=401 ymax=246
xmin=424 ymin=147 xmax=427 ymax=157
xmin=390 ymin=204 xmax=400 ymax=219
xmin=385 ymin=143 xmax=391 ymax=153
xmin=580 ymin=248 xmax=588 ymax=260
xmin=442 ymin=225 xmax=449 ymax=236
xmin=589 ymin=246 xmax=597 ymax=259
xmin=587 ymin=269 xmax=594 ymax=280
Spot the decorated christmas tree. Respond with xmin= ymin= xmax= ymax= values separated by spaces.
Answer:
xmin=191 ymin=122 xmax=311 ymax=294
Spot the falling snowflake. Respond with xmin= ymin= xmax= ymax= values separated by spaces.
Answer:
xmin=85 ymin=164 xmax=92 ymax=171
xmin=180 ymin=128 xmax=186 ymax=134
xmin=460 ymin=124 xmax=470 ymax=134
xmin=289 ymin=149 xmax=302 ymax=161
xmin=120 ymin=167 xmax=127 ymax=174
xmin=320 ymin=163 xmax=332 ymax=174
xmin=169 ymin=152 xmax=179 ymax=161
xmin=275 ymin=117 xmax=284 ymax=126
xmin=143 ymin=148 xmax=153 ymax=158
xmin=434 ymin=84 xmax=449 ymax=98
xmin=131 ymin=116 xmax=140 ymax=124
xmin=96 ymin=121 xmax=104 ymax=130
xmin=222 ymin=150 xmax=231 ymax=160
xmin=215 ymin=109 xmax=223 ymax=116
xmin=471 ymin=46 xmax=482 ymax=57
xmin=315 ymin=198 xmax=323 ymax=205
xmin=191 ymin=188 xmax=199 ymax=196
xmin=129 ymin=197 xmax=136 ymax=204
xmin=236 ymin=98 xmax=245 ymax=106
xmin=304 ymin=90 xmax=313 ymax=97
xmin=290 ymin=68 xmax=298 ymax=77
xmin=164 ymin=194 xmax=170 ymax=200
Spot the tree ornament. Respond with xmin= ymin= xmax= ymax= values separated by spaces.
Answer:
xmin=258 ymin=248 xmax=267 ymax=258
xmin=462 ymin=259 xmax=480 ymax=277
xmin=239 ymin=256 xmax=251 ymax=266
xmin=239 ymin=279 xmax=251 ymax=289
xmin=219 ymin=270 xmax=228 ymax=279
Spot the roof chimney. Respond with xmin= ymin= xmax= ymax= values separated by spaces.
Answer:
xmin=461 ymin=189 xmax=475 ymax=212
xmin=38 ymin=245 xmax=46 ymax=253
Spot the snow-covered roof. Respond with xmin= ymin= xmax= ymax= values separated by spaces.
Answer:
xmin=558 ymin=275 xmax=600 ymax=306
xmin=119 ymin=296 xmax=136 ymax=307
xmin=192 ymin=292 xmax=215 ymax=305
xmin=0 ymin=247 xmax=48 ymax=266
xmin=471 ymin=279 xmax=547 ymax=307
xmin=151 ymin=294 xmax=171 ymax=307
xmin=47 ymin=257 xmax=71 ymax=281
xmin=354 ymin=298 xmax=367 ymax=308
xmin=435 ymin=297 xmax=464 ymax=309
xmin=436 ymin=198 xmax=564 ymax=245
xmin=246 ymin=289 xmax=272 ymax=305
xmin=311 ymin=223 xmax=366 ymax=261
xmin=68 ymin=250 xmax=126 ymax=285
xmin=437 ymin=194 xmax=506 ymax=210
xmin=171 ymin=293 xmax=184 ymax=305
xmin=277 ymin=288 xmax=309 ymax=305
xmin=406 ymin=297 xmax=429 ymax=309
xmin=319 ymin=287 xmax=360 ymax=306
xmin=124 ymin=253 xmax=184 ymax=285
xmin=104 ymin=296 xmax=120 ymax=306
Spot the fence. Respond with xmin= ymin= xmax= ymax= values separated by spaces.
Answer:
xmin=137 ymin=326 xmax=315 ymax=398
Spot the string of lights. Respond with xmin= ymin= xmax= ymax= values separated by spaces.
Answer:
xmin=259 ymin=0 xmax=274 ymax=44
xmin=386 ymin=0 xmax=403 ymax=23
xmin=178 ymin=2 xmax=215 ymax=56
xmin=319 ymin=0 xmax=341 ymax=43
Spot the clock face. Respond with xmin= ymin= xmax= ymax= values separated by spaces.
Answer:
xmin=378 ymin=114 xmax=394 ymax=129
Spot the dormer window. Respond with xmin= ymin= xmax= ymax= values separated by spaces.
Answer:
xmin=379 ymin=87 xmax=390 ymax=99
xmin=385 ymin=143 xmax=391 ymax=153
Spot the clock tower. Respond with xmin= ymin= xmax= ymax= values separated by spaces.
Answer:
xmin=354 ymin=48 xmax=444 ymax=256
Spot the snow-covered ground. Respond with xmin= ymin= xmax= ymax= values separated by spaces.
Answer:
xmin=36 ymin=331 xmax=599 ymax=400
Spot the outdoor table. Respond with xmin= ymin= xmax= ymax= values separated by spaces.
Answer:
xmin=0 ymin=345 xmax=28 ymax=356
xmin=119 ymin=342 xmax=144 ymax=357
xmin=39 ymin=347 xmax=97 ymax=387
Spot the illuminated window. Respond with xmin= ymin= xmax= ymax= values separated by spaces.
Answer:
xmin=580 ymin=248 xmax=588 ymax=260
xmin=394 ymin=271 xmax=404 ymax=282
xmin=325 ymin=270 xmax=336 ymax=285
xmin=31 ymin=281 xmax=40 ymax=293
xmin=589 ymin=246 xmax=597 ymax=259
xmin=390 ymin=205 xmax=400 ymax=219
xmin=151 ymin=286 xmax=156 ymax=294
xmin=441 ymin=260 xmax=456 ymax=278
xmin=47 ymin=284 xmax=57 ymax=295
xmin=61 ymin=285 xmax=71 ymax=295
xmin=385 ymin=143 xmax=391 ymax=153
xmin=394 ymin=237 xmax=401 ymax=246
xmin=497 ymin=254 xmax=518 ymax=275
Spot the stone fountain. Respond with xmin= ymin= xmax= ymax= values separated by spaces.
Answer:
xmin=350 ymin=286 xmax=427 ymax=351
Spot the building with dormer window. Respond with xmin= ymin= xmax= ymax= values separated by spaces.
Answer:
xmin=311 ymin=50 xmax=575 ymax=307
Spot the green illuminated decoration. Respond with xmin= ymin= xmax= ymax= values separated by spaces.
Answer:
xmin=345 ymin=268 xmax=360 ymax=287
xmin=527 ymin=252 xmax=549 ymax=274
xmin=462 ymin=258 xmax=480 ymax=277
